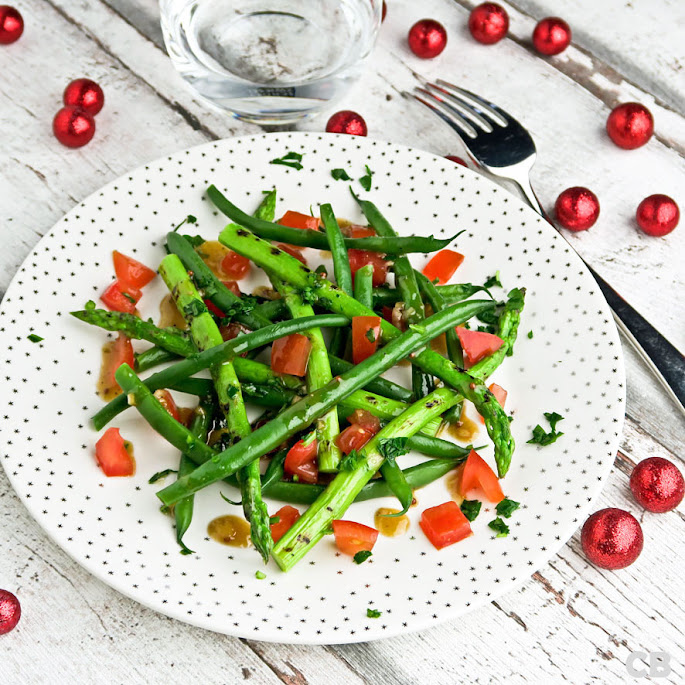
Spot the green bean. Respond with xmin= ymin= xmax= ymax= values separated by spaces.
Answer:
xmin=354 ymin=264 xmax=374 ymax=310
xmin=372 ymin=283 xmax=489 ymax=308
xmin=261 ymin=449 xmax=287 ymax=491
xmin=320 ymin=204 xmax=353 ymax=295
xmin=329 ymin=354 xmax=413 ymax=402
xmin=135 ymin=346 xmax=179 ymax=373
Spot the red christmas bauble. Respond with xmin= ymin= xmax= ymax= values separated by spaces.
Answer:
xmin=63 ymin=78 xmax=105 ymax=116
xmin=445 ymin=155 xmax=467 ymax=166
xmin=606 ymin=102 xmax=653 ymax=149
xmin=630 ymin=457 xmax=684 ymax=512
xmin=325 ymin=110 xmax=367 ymax=136
xmin=0 ymin=589 xmax=21 ymax=635
xmin=636 ymin=194 xmax=679 ymax=237
xmin=408 ymin=19 xmax=447 ymax=59
xmin=468 ymin=3 xmax=509 ymax=45
xmin=0 ymin=5 xmax=23 ymax=44
xmin=581 ymin=508 xmax=643 ymax=570
xmin=532 ymin=17 xmax=571 ymax=56
xmin=554 ymin=186 xmax=600 ymax=231
xmin=53 ymin=106 xmax=96 ymax=148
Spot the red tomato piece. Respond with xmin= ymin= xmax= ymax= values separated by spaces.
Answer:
xmin=459 ymin=449 xmax=504 ymax=503
xmin=381 ymin=306 xmax=394 ymax=324
xmin=220 ymin=250 xmax=251 ymax=280
xmin=278 ymin=210 xmax=320 ymax=231
xmin=153 ymin=389 xmax=180 ymax=422
xmin=284 ymin=437 xmax=319 ymax=484
xmin=270 ymin=505 xmax=301 ymax=543
xmin=219 ymin=322 xmax=247 ymax=342
xmin=352 ymin=315 xmax=382 ymax=364
xmin=422 ymin=249 xmax=465 ymax=285
xmin=222 ymin=280 xmax=242 ymax=297
xmin=100 ymin=280 xmax=141 ymax=314
xmin=107 ymin=333 xmax=134 ymax=388
xmin=112 ymin=251 xmax=156 ymax=290
xmin=348 ymin=249 xmax=388 ymax=287
xmin=420 ymin=501 xmax=472 ymax=549
xmin=204 ymin=299 xmax=225 ymax=318
xmin=455 ymin=327 xmax=504 ymax=367
xmin=345 ymin=224 xmax=376 ymax=238
xmin=336 ymin=424 xmax=374 ymax=454
xmin=332 ymin=520 xmax=378 ymax=556
xmin=95 ymin=427 xmax=135 ymax=477
xmin=271 ymin=334 xmax=311 ymax=376
xmin=480 ymin=383 xmax=508 ymax=424
xmin=345 ymin=409 xmax=381 ymax=435
xmin=276 ymin=243 xmax=308 ymax=265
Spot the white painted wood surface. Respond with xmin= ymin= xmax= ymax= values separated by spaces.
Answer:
xmin=1 ymin=0 xmax=683 ymax=683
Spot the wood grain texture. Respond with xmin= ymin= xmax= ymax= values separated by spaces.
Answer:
xmin=1 ymin=0 xmax=684 ymax=683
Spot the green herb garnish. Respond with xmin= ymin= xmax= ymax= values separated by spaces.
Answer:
xmin=378 ymin=437 xmax=409 ymax=460
xmin=460 ymin=499 xmax=482 ymax=522
xmin=269 ymin=516 xmax=280 ymax=525
xmin=183 ymin=234 xmax=206 ymax=248
xmin=527 ymin=330 xmax=534 ymax=339
xmin=366 ymin=608 xmax=381 ymax=618
xmin=488 ymin=517 xmax=510 ymax=537
xmin=527 ymin=411 xmax=564 ymax=446
xmin=340 ymin=449 xmax=364 ymax=471
xmin=495 ymin=498 xmax=520 ymax=518
xmin=148 ymin=468 xmax=178 ymax=484
xmin=270 ymin=151 xmax=304 ymax=170
xmin=220 ymin=491 xmax=242 ymax=506
xmin=183 ymin=299 xmax=208 ymax=319
xmin=122 ymin=292 xmax=137 ymax=304
xmin=27 ymin=334 xmax=43 ymax=343
xmin=359 ymin=165 xmax=374 ymax=191
xmin=331 ymin=168 xmax=352 ymax=181
xmin=365 ymin=328 xmax=376 ymax=343
xmin=483 ymin=271 xmax=502 ymax=289
xmin=353 ymin=550 xmax=372 ymax=564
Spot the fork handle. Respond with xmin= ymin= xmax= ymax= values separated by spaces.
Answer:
xmin=513 ymin=178 xmax=685 ymax=418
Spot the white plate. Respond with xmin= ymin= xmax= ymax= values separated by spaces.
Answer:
xmin=0 ymin=133 xmax=624 ymax=644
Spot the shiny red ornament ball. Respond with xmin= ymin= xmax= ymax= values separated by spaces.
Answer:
xmin=606 ymin=102 xmax=654 ymax=149
xmin=325 ymin=110 xmax=367 ymax=136
xmin=0 ymin=589 xmax=21 ymax=635
xmin=0 ymin=5 xmax=23 ymax=44
xmin=554 ymin=186 xmax=600 ymax=231
xmin=581 ymin=508 xmax=643 ymax=570
xmin=63 ymin=78 xmax=105 ymax=116
xmin=532 ymin=17 xmax=571 ymax=56
xmin=630 ymin=457 xmax=684 ymax=512
xmin=636 ymin=194 xmax=679 ymax=237
xmin=53 ymin=106 xmax=96 ymax=148
xmin=408 ymin=19 xmax=447 ymax=59
xmin=468 ymin=3 xmax=509 ymax=45
xmin=445 ymin=155 xmax=467 ymax=166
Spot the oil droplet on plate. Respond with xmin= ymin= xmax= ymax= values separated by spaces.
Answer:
xmin=374 ymin=508 xmax=410 ymax=537
xmin=444 ymin=406 xmax=479 ymax=443
xmin=207 ymin=515 xmax=251 ymax=547
xmin=445 ymin=469 xmax=464 ymax=505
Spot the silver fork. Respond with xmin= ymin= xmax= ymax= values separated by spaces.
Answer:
xmin=409 ymin=79 xmax=685 ymax=417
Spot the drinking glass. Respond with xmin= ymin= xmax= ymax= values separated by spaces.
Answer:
xmin=160 ymin=0 xmax=383 ymax=124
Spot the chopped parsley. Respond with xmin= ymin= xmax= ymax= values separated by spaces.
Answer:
xmin=527 ymin=411 xmax=565 ymax=446
xmin=122 ymin=291 xmax=137 ymax=304
xmin=483 ymin=271 xmax=502 ymax=289
xmin=495 ymin=498 xmax=520 ymax=518
xmin=340 ymin=449 xmax=364 ymax=471
xmin=220 ymin=491 xmax=242 ymax=506
xmin=226 ymin=386 xmax=239 ymax=399
xmin=359 ymin=165 xmax=374 ymax=191
xmin=365 ymin=328 xmax=377 ymax=343
xmin=377 ymin=437 xmax=409 ymax=460
xmin=148 ymin=468 xmax=178 ymax=484
xmin=269 ymin=151 xmax=304 ymax=170
xmin=366 ymin=608 xmax=382 ymax=619
xmin=183 ymin=299 xmax=208 ymax=319
xmin=183 ymin=234 xmax=206 ymax=248
xmin=269 ymin=515 xmax=280 ymax=525
xmin=477 ymin=324 xmax=497 ymax=334
xmin=353 ymin=550 xmax=372 ymax=564
xmin=488 ymin=517 xmax=510 ymax=538
xmin=460 ymin=499 xmax=482 ymax=522
xmin=255 ymin=570 xmax=266 ymax=580
xmin=27 ymin=334 xmax=43 ymax=343
xmin=300 ymin=286 xmax=317 ymax=305
xmin=528 ymin=330 xmax=534 ymax=339
xmin=331 ymin=168 xmax=352 ymax=181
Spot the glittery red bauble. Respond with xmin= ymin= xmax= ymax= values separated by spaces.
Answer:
xmin=636 ymin=194 xmax=679 ymax=237
xmin=554 ymin=186 xmax=600 ymax=231
xmin=325 ymin=110 xmax=367 ymax=136
xmin=581 ymin=508 xmax=643 ymax=570
xmin=468 ymin=3 xmax=509 ymax=45
xmin=0 ymin=5 xmax=23 ymax=44
xmin=53 ymin=106 xmax=96 ymax=148
xmin=0 ymin=589 xmax=21 ymax=635
xmin=408 ymin=19 xmax=447 ymax=59
xmin=532 ymin=17 xmax=571 ymax=56
xmin=63 ymin=78 xmax=105 ymax=116
xmin=445 ymin=155 xmax=467 ymax=166
xmin=630 ymin=457 xmax=684 ymax=512
xmin=606 ymin=102 xmax=654 ymax=149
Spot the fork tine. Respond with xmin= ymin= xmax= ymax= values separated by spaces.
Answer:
xmin=435 ymin=80 xmax=509 ymax=128
xmin=425 ymin=82 xmax=494 ymax=133
xmin=412 ymin=88 xmax=478 ymax=139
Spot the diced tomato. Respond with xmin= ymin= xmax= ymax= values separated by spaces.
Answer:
xmin=153 ymin=389 xmax=180 ymax=422
xmin=105 ymin=333 xmax=134 ymax=391
xmin=381 ymin=306 xmax=394 ymax=324
xmin=204 ymin=299 xmax=225 ymax=318
xmin=345 ymin=409 xmax=381 ymax=435
xmin=112 ymin=251 xmax=156 ymax=291
xmin=220 ymin=250 xmax=251 ymax=280
xmin=455 ymin=327 xmax=504 ymax=368
xmin=100 ymin=280 xmax=141 ymax=314
xmin=332 ymin=520 xmax=378 ymax=556
xmin=336 ymin=424 xmax=374 ymax=455
xmin=278 ymin=210 xmax=320 ymax=231
xmin=284 ymin=436 xmax=319 ymax=484
xmin=422 ymin=249 xmax=465 ymax=285
xmin=271 ymin=334 xmax=311 ymax=376
xmin=348 ymin=249 xmax=388 ymax=287
xmin=219 ymin=322 xmax=247 ymax=342
xmin=276 ymin=243 xmax=308 ymax=265
xmin=480 ymin=383 xmax=507 ymax=424
xmin=352 ymin=315 xmax=382 ymax=364
xmin=223 ymin=280 xmax=242 ymax=297
xmin=95 ymin=427 xmax=135 ymax=477
xmin=420 ymin=501 xmax=472 ymax=549
xmin=345 ymin=224 xmax=376 ymax=239
xmin=270 ymin=505 xmax=301 ymax=543
xmin=459 ymin=449 xmax=504 ymax=503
